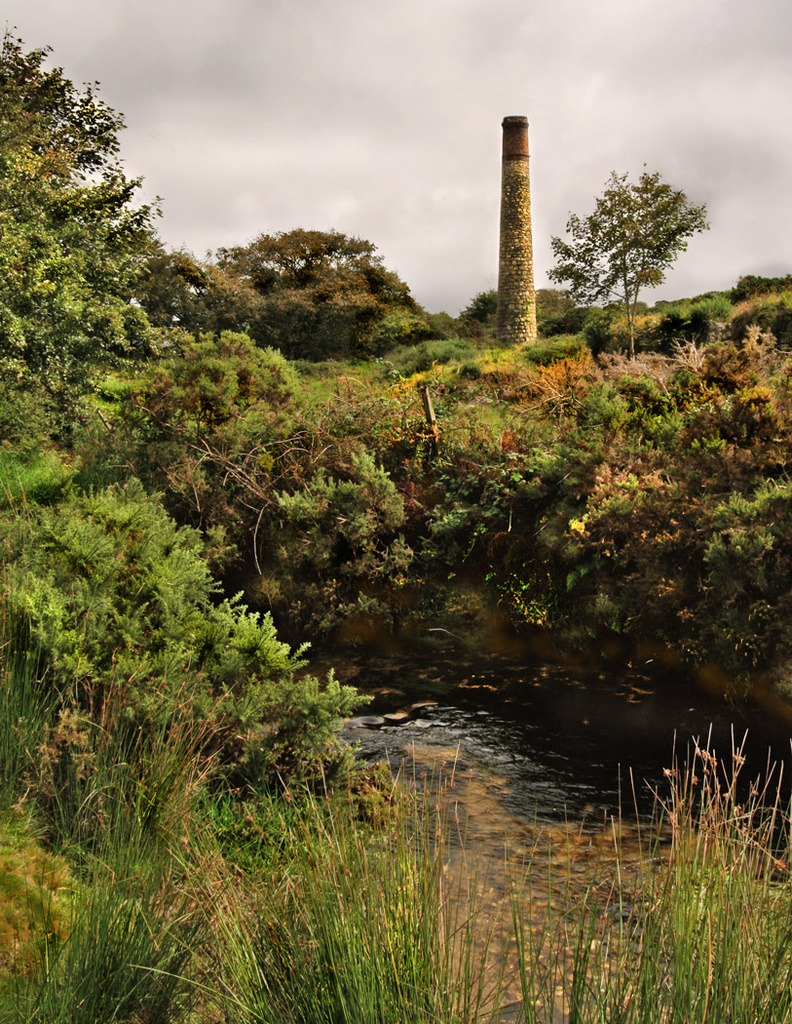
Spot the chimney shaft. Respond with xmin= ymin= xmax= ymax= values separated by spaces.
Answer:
xmin=496 ymin=116 xmax=537 ymax=345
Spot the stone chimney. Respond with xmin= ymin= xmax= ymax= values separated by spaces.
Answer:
xmin=496 ymin=116 xmax=537 ymax=344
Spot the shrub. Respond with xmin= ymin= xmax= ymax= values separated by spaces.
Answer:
xmin=522 ymin=335 xmax=588 ymax=366
xmin=459 ymin=289 xmax=497 ymax=326
xmin=0 ymin=479 xmax=362 ymax=786
xmin=582 ymin=306 xmax=619 ymax=355
xmin=731 ymin=294 xmax=792 ymax=349
xmin=130 ymin=330 xmax=299 ymax=437
xmin=265 ymin=450 xmax=412 ymax=637
xmin=384 ymin=338 xmax=480 ymax=377
xmin=730 ymin=273 xmax=792 ymax=302
xmin=374 ymin=309 xmax=433 ymax=349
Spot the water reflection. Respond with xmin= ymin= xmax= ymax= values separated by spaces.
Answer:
xmin=332 ymin=652 xmax=792 ymax=1022
xmin=334 ymin=652 xmax=792 ymax=826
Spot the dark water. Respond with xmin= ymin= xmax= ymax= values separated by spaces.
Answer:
xmin=328 ymin=648 xmax=792 ymax=1022
xmin=331 ymin=650 xmax=792 ymax=827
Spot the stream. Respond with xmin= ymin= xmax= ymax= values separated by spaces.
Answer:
xmin=323 ymin=646 xmax=792 ymax=1021
xmin=331 ymin=647 xmax=792 ymax=829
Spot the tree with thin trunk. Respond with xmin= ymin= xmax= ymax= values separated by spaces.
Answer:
xmin=549 ymin=170 xmax=708 ymax=358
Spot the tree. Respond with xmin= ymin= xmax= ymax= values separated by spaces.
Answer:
xmin=217 ymin=228 xmax=422 ymax=360
xmin=0 ymin=34 xmax=157 ymax=421
xmin=460 ymin=289 xmax=498 ymax=326
xmin=535 ymin=288 xmax=588 ymax=337
xmin=135 ymin=242 xmax=265 ymax=338
xmin=549 ymin=170 xmax=708 ymax=357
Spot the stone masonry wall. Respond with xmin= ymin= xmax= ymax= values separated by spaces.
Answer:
xmin=496 ymin=116 xmax=537 ymax=345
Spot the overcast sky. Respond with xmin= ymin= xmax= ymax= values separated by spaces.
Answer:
xmin=4 ymin=0 xmax=791 ymax=314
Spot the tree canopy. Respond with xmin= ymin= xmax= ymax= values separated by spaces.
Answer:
xmin=549 ymin=170 xmax=708 ymax=357
xmin=0 ymin=33 xmax=156 ymax=417
xmin=216 ymin=228 xmax=422 ymax=360
xmin=218 ymin=228 xmax=382 ymax=291
xmin=134 ymin=241 xmax=266 ymax=339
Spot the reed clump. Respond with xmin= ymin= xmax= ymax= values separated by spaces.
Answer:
xmin=509 ymin=736 xmax=792 ymax=1023
xmin=206 ymin=766 xmax=510 ymax=1024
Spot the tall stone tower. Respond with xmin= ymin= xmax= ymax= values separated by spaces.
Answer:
xmin=496 ymin=116 xmax=537 ymax=345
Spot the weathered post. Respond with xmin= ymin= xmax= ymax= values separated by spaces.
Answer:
xmin=420 ymin=384 xmax=439 ymax=459
xmin=496 ymin=115 xmax=537 ymax=345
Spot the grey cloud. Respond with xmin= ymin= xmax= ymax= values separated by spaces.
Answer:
xmin=5 ymin=0 xmax=791 ymax=313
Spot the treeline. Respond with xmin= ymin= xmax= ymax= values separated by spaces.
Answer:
xmin=459 ymin=280 xmax=792 ymax=356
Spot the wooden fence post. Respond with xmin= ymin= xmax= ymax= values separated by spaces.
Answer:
xmin=420 ymin=385 xmax=439 ymax=459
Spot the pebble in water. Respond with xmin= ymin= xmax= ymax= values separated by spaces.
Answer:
xmin=348 ymin=715 xmax=386 ymax=729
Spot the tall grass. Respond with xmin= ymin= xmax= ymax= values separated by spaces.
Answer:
xmin=0 ymin=449 xmax=69 ymax=509
xmin=209 ymin=768 xmax=509 ymax=1024
xmin=508 ymin=737 xmax=792 ymax=1023
xmin=5 ymin=853 xmax=200 ymax=1024
xmin=0 ymin=610 xmax=213 ymax=1021
xmin=0 ymin=629 xmax=52 ymax=810
xmin=0 ymin=693 xmax=211 ymax=1021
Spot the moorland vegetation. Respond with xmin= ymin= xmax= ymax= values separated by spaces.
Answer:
xmin=3 ymin=30 xmax=792 ymax=1022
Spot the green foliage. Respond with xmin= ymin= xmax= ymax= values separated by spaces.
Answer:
xmin=658 ymin=294 xmax=732 ymax=348
xmin=0 ymin=448 xmax=69 ymax=507
xmin=730 ymin=273 xmax=792 ymax=303
xmin=536 ymin=287 xmax=588 ymax=337
xmin=0 ymin=636 xmax=52 ymax=809
xmin=550 ymin=170 xmax=708 ymax=357
xmin=0 ymin=34 xmax=157 ymax=421
xmin=374 ymin=308 xmax=433 ymax=348
xmin=11 ymin=865 xmax=195 ymax=1023
xmin=130 ymin=330 xmax=298 ymax=439
xmin=217 ymin=228 xmax=420 ymax=361
xmin=521 ymin=335 xmax=589 ymax=366
xmin=106 ymin=329 xmax=301 ymax=571
xmin=423 ymin=310 xmax=457 ymax=339
xmin=731 ymin=292 xmax=792 ymax=349
xmin=0 ymin=478 xmax=362 ymax=784
xmin=213 ymin=784 xmax=507 ymax=1024
xmin=460 ymin=288 xmax=498 ymax=326
xmin=270 ymin=450 xmax=411 ymax=636
xmin=384 ymin=336 xmax=481 ymax=377
xmin=582 ymin=305 xmax=620 ymax=354
xmin=134 ymin=243 xmax=266 ymax=339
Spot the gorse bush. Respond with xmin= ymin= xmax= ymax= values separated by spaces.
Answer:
xmin=132 ymin=331 xmax=300 ymax=437
xmin=0 ymin=478 xmax=363 ymax=788
xmin=269 ymin=449 xmax=412 ymax=637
